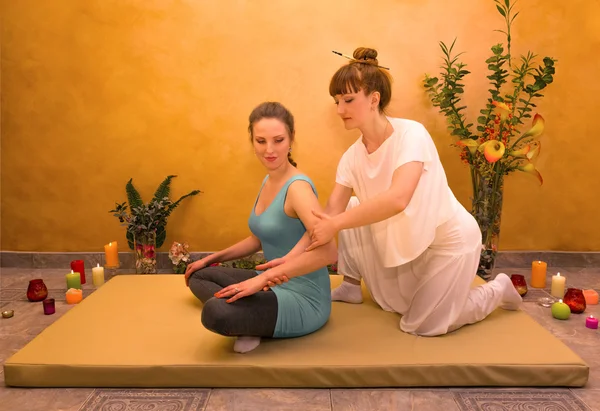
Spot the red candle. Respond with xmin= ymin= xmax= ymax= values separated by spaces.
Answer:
xmin=70 ymin=260 xmax=86 ymax=284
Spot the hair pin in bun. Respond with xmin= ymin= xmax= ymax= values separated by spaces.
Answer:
xmin=331 ymin=50 xmax=390 ymax=70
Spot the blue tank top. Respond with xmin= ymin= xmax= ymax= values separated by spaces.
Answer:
xmin=249 ymin=174 xmax=331 ymax=338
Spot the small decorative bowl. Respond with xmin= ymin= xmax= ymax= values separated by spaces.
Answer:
xmin=2 ymin=310 xmax=15 ymax=319
xmin=537 ymin=297 xmax=556 ymax=308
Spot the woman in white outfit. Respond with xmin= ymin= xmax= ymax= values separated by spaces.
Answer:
xmin=301 ymin=47 xmax=523 ymax=337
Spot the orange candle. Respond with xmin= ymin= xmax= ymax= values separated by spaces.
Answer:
xmin=583 ymin=289 xmax=599 ymax=305
xmin=65 ymin=288 xmax=83 ymax=304
xmin=531 ymin=260 xmax=547 ymax=288
xmin=104 ymin=241 xmax=119 ymax=268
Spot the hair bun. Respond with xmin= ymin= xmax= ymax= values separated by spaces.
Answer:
xmin=353 ymin=47 xmax=378 ymax=65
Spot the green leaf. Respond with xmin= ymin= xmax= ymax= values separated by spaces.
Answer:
xmin=126 ymin=231 xmax=135 ymax=250
xmin=477 ymin=125 xmax=486 ymax=132
xmin=152 ymin=175 xmax=177 ymax=204
xmin=156 ymin=226 xmax=166 ymax=249
xmin=126 ymin=179 xmax=144 ymax=209
xmin=477 ymin=116 xmax=487 ymax=125
xmin=496 ymin=5 xmax=506 ymax=17
xmin=165 ymin=190 xmax=203 ymax=219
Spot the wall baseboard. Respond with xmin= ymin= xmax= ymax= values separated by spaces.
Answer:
xmin=1 ymin=251 xmax=599 ymax=270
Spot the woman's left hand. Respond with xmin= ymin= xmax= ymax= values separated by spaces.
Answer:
xmin=215 ymin=275 xmax=269 ymax=303
xmin=306 ymin=210 xmax=337 ymax=251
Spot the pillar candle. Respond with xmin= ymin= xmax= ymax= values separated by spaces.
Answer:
xmin=530 ymin=260 xmax=547 ymax=288
xmin=586 ymin=315 xmax=599 ymax=329
xmin=104 ymin=241 xmax=119 ymax=268
xmin=66 ymin=270 xmax=82 ymax=290
xmin=583 ymin=289 xmax=599 ymax=305
xmin=65 ymin=288 xmax=83 ymax=304
xmin=550 ymin=272 xmax=566 ymax=298
xmin=92 ymin=263 xmax=105 ymax=287
xmin=70 ymin=260 xmax=86 ymax=284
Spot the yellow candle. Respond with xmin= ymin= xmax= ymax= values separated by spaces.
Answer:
xmin=104 ymin=241 xmax=119 ymax=268
xmin=550 ymin=272 xmax=566 ymax=298
xmin=92 ymin=263 xmax=105 ymax=287
xmin=531 ymin=260 xmax=547 ymax=288
xmin=65 ymin=288 xmax=83 ymax=304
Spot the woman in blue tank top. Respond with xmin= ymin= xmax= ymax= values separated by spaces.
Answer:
xmin=185 ymin=102 xmax=336 ymax=353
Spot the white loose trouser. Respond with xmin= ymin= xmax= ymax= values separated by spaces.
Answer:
xmin=337 ymin=196 xmax=508 ymax=336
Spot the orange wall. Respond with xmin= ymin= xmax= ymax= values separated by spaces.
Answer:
xmin=1 ymin=0 xmax=599 ymax=252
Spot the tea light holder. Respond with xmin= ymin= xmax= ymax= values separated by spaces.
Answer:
xmin=537 ymin=296 xmax=556 ymax=308
xmin=43 ymin=298 xmax=56 ymax=315
xmin=2 ymin=310 xmax=14 ymax=319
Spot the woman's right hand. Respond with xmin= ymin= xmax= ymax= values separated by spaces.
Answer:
xmin=255 ymin=257 xmax=286 ymax=271
xmin=184 ymin=259 xmax=208 ymax=287
xmin=263 ymin=275 xmax=290 ymax=291
xmin=256 ymin=258 xmax=288 ymax=291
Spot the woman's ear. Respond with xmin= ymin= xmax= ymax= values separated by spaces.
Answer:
xmin=371 ymin=91 xmax=381 ymax=110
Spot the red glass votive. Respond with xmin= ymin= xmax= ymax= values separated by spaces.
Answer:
xmin=70 ymin=260 xmax=86 ymax=284
xmin=563 ymin=288 xmax=586 ymax=313
xmin=510 ymin=274 xmax=528 ymax=297
xmin=43 ymin=298 xmax=55 ymax=315
xmin=27 ymin=279 xmax=48 ymax=302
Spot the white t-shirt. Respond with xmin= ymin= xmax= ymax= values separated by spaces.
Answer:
xmin=336 ymin=117 xmax=460 ymax=267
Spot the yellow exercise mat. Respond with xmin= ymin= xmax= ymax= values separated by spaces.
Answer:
xmin=4 ymin=275 xmax=589 ymax=387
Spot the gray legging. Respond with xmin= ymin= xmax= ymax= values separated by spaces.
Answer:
xmin=188 ymin=265 xmax=278 ymax=337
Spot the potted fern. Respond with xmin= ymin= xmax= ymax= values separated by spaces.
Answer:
xmin=423 ymin=0 xmax=556 ymax=279
xmin=110 ymin=175 xmax=201 ymax=273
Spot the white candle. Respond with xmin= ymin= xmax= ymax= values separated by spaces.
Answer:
xmin=550 ymin=272 xmax=566 ymax=298
xmin=92 ymin=263 xmax=105 ymax=287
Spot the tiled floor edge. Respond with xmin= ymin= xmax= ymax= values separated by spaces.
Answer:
xmin=1 ymin=250 xmax=598 ymax=269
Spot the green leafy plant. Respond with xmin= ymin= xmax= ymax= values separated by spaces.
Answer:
xmin=110 ymin=175 xmax=201 ymax=250
xmin=423 ymin=0 xmax=557 ymax=278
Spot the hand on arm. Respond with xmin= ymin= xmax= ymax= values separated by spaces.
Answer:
xmin=256 ymin=182 xmax=352 ymax=279
xmin=306 ymin=161 xmax=424 ymax=250
xmin=217 ymin=180 xmax=339 ymax=302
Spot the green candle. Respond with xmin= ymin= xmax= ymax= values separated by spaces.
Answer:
xmin=66 ymin=270 xmax=82 ymax=290
xmin=551 ymin=299 xmax=571 ymax=320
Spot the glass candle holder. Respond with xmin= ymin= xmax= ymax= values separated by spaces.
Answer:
xmin=563 ymin=288 xmax=586 ymax=314
xmin=43 ymin=298 xmax=56 ymax=315
xmin=27 ymin=279 xmax=48 ymax=302
xmin=510 ymin=274 xmax=528 ymax=297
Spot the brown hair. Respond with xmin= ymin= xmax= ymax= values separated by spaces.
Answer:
xmin=329 ymin=47 xmax=393 ymax=112
xmin=248 ymin=102 xmax=297 ymax=167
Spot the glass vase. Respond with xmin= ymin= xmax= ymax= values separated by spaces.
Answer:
xmin=510 ymin=274 xmax=528 ymax=297
xmin=134 ymin=231 xmax=157 ymax=274
xmin=27 ymin=279 xmax=48 ymax=302
xmin=563 ymin=288 xmax=586 ymax=314
xmin=471 ymin=169 xmax=504 ymax=280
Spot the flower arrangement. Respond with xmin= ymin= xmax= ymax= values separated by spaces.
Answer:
xmin=423 ymin=0 xmax=557 ymax=279
xmin=169 ymin=241 xmax=191 ymax=274
xmin=110 ymin=175 xmax=201 ymax=273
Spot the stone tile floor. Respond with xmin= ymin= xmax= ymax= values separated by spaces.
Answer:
xmin=0 ymin=267 xmax=598 ymax=411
